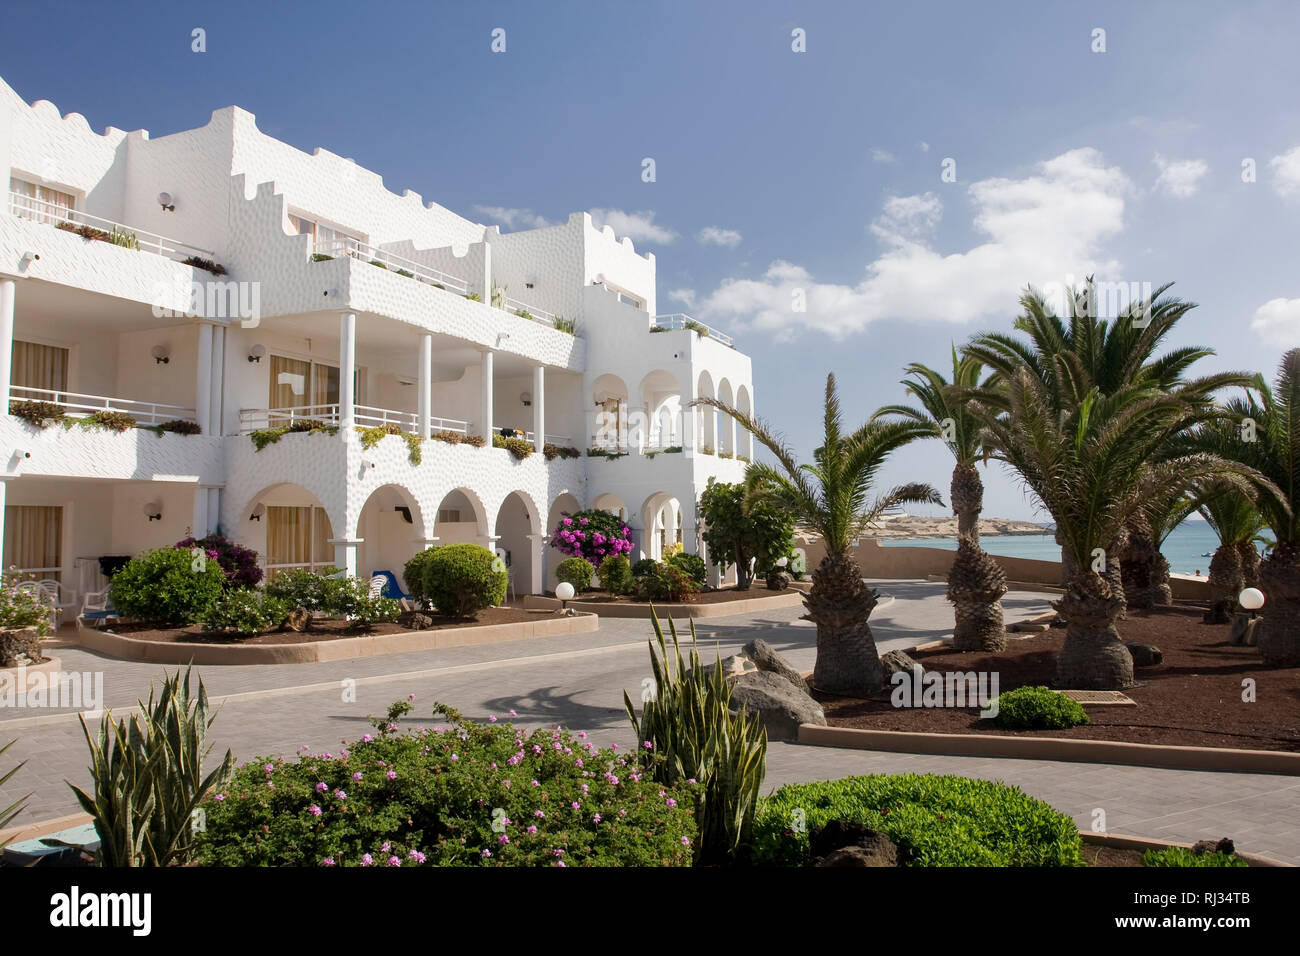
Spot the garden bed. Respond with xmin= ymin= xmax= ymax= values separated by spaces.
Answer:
xmin=817 ymin=605 xmax=1300 ymax=753
xmin=524 ymin=585 xmax=804 ymax=618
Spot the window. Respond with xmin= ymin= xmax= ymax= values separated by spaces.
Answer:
xmin=9 ymin=177 xmax=76 ymax=225
xmin=11 ymin=341 xmax=69 ymax=396
xmin=290 ymin=213 xmax=364 ymax=259
xmin=269 ymin=355 xmax=352 ymax=411
xmin=265 ymin=506 xmax=334 ymax=572
xmin=437 ymin=508 xmax=461 ymax=524
xmin=3 ymin=505 xmax=62 ymax=582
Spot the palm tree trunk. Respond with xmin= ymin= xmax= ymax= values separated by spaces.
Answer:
xmin=1257 ymin=540 xmax=1300 ymax=666
xmin=804 ymin=550 xmax=883 ymax=696
xmin=1053 ymin=568 xmax=1134 ymax=689
xmin=1152 ymin=553 xmax=1174 ymax=605
xmin=950 ymin=462 xmax=983 ymax=545
xmin=1237 ymin=541 xmax=1261 ymax=590
xmin=1120 ymin=522 xmax=1158 ymax=611
xmin=1204 ymin=544 xmax=1244 ymax=624
xmin=948 ymin=536 xmax=1008 ymax=651
xmin=1106 ymin=532 xmax=1128 ymax=622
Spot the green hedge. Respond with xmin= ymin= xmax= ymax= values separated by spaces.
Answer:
xmin=555 ymin=557 xmax=595 ymax=592
xmin=110 ymin=547 xmax=227 ymax=626
xmin=597 ymin=554 xmax=633 ymax=595
xmin=406 ymin=544 xmax=506 ymax=617
xmin=752 ymin=773 xmax=1084 ymax=867
xmin=991 ymin=686 xmax=1090 ymax=730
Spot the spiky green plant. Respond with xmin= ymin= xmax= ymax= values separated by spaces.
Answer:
xmin=624 ymin=609 xmax=767 ymax=866
xmin=0 ymin=739 xmax=30 ymax=850
xmin=69 ymin=666 xmax=233 ymax=867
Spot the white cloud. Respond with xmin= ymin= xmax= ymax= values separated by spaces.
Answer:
xmin=870 ymin=147 xmax=898 ymax=164
xmin=697 ymin=226 xmax=743 ymax=248
xmin=1269 ymin=145 xmax=1300 ymax=197
xmin=918 ymin=141 xmax=931 ymax=153
xmin=694 ymin=147 xmax=1130 ymax=340
xmin=1250 ymin=297 xmax=1300 ymax=346
xmin=668 ymin=288 xmax=697 ymax=309
xmin=588 ymin=208 xmax=677 ymax=244
xmin=1153 ymin=154 xmax=1208 ymax=198
xmin=474 ymin=205 xmax=555 ymax=230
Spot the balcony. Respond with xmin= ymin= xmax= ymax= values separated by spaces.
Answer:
xmin=238 ymin=403 xmax=470 ymax=435
xmin=7 ymin=191 xmax=215 ymax=265
xmin=312 ymin=237 xmax=471 ymax=296
xmin=651 ymin=313 xmax=734 ymax=348
xmin=10 ymin=385 xmax=197 ymax=426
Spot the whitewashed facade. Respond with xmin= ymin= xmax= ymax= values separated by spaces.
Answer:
xmin=0 ymin=76 xmax=755 ymax=600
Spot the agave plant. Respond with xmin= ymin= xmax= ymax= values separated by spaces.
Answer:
xmin=624 ymin=610 xmax=767 ymax=866
xmin=69 ymin=665 xmax=233 ymax=867
xmin=696 ymin=374 xmax=941 ymax=695
xmin=0 ymin=739 xmax=30 ymax=850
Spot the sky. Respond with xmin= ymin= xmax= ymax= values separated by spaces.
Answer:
xmin=3 ymin=0 xmax=1298 ymax=521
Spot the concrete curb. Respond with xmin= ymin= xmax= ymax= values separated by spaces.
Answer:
xmin=796 ymin=723 xmax=1300 ymax=776
xmin=523 ymin=590 xmax=805 ymax=618
xmin=1 ymin=656 xmax=63 ymax=681
xmin=1080 ymin=832 xmax=1292 ymax=867
xmin=68 ymin=612 xmax=600 ymax=665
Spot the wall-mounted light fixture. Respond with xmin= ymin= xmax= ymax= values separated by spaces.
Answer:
xmin=158 ymin=192 xmax=175 ymax=213
xmin=248 ymin=344 xmax=266 ymax=364
xmin=151 ymin=344 xmax=170 ymax=365
xmin=495 ymin=333 xmax=511 ymax=348
xmin=520 ymin=391 xmax=532 ymax=407
xmin=249 ymin=502 xmax=266 ymax=522
xmin=20 ymin=252 xmax=39 ymax=267
xmin=143 ymin=501 xmax=163 ymax=522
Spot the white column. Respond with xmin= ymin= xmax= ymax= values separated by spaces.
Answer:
xmin=330 ymin=537 xmax=362 ymax=576
xmin=418 ymin=333 xmax=432 ymax=440
xmin=526 ymin=533 xmax=545 ymax=594
xmin=0 ymin=279 xmax=14 ymax=405
xmin=747 ymin=426 xmax=754 ymax=461
xmin=196 ymin=323 xmax=213 ymax=434
xmin=192 ymin=487 xmax=209 ymax=539
xmin=480 ymin=350 xmax=494 ymax=441
xmin=727 ymin=414 xmax=737 ymax=457
xmin=532 ymin=364 xmax=545 ymax=453
xmin=0 ymin=478 xmax=9 ymax=570
xmin=681 ymin=376 xmax=697 ymax=458
xmin=207 ymin=487 xmax=221 ymax=536
xmin=339 ymin=311 xmax=356 ymax=429
xmin=210 ymin=325 xmax=225 ymax=436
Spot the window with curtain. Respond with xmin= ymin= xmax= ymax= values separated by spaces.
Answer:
xmin=270 ymin=355 xmax=310 ymax=408
xmin=3 ymin=505 xmax=62 ymax=582
xmin=10 ymin=177 xmax=76 ymax=225
xmin=265 ymin=505 xmax=334 ymax=571
xmin=11 ymin=341 xmax=69 ymax=397
xmin=289 ymin=213 xmax=363 ymax=259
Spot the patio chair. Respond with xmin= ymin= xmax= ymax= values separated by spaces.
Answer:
xmin=76 ymin=589 xmax=121 ymax=630
xmin=371 ymin=569 xmax=418 ymax=611
xmin=15 ymin=581 xmax=59 ymax=631
xmin=37 ymin=579 xmax=76 ymax=628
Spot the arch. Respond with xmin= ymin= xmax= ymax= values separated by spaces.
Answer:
xmin=696 ymin=370 xmax=716 ymax=452
xmin=638 ymin=491 xmax=682 ymax=562
xmin=592 ymin=492 xmax=629 ymax=522
xmin=637 ymin=368 xmax=683 ymax=449
xmin=355 ymin=483 xmax=426 ymax=589
xmin=591 ymin=373 xmax=630 ymax=449
xmin=717 ymin=378 xmax=735 ymax=455
xmin=237 ymin=482 xmax=340 ymax=576
xmin=736 ymin=384 xmax=753 ymax=460
xmin=545 ymin=491 xmax=583 ymax=591
xmin=431 ymin=487 xmax=490 ymax=546
xmin=495 ymin=490 xmax=542 ymax=597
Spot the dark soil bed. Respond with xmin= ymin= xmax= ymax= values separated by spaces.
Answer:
xmin=555 ymin=586 xmax=796 ymax=605
xmin=818 ymin=605 xmax=1300 ymax=752
xmin=103 ymin=607 xmax=550 ymax=646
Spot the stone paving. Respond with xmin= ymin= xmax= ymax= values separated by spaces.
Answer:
xmin=3 ymin=579 xmax=1297 ymax=863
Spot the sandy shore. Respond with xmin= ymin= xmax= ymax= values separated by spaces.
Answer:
xmin=864 ymin=514 xmax=1050 ymax=538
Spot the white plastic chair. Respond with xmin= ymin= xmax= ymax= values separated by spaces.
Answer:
xmin=77 ymin=589 xmax=120 ymax=630
xmin=37 ymin=579 xmax=74 ymax=627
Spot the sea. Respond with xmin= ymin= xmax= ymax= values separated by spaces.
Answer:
xmin=878 ymin=520 xmax=1232 ymax=578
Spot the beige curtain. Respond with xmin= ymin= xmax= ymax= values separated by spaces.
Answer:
xmin=11 ymin=341 xmax=69 ymax=395
xmin=312 ymin=364 xmax=339 ymax=407
xmin=3 ymin=505 xmax=62 ymax=580
xmin=267 ymin=505 xmax=334 ymax=568
xmin=313 ymin=508 xmax=335 ymax=565
xmin=270 ymin=356 xmax=310 ymax=408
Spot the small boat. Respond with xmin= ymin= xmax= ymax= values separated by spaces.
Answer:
xmin=1201 ymin=552 xmax=1212 ymax=557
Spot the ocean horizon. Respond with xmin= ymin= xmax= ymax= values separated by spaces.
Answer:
xmin=878 ymin=520 xmax=1235 ymax=578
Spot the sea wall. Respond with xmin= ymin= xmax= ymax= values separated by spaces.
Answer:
xmin=794 ymin=536 xmax=1211 ymax=601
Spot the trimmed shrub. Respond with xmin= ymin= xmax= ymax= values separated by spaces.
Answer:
xmin=542 ymin=443 xmax=582 ymax=461
xmin=264 ymin=567 xmax=344 ymax=612
xmin=402 ymin=551 xmax=437 ymax=608
xmin=666 ymin=552 xmax=707 ymax=588
xmin=157 ymin=419 xmax=202 ymax=435
xmin=555 ymin=557 xmax=595 ymax=592
xmin=195 ymin=701 xmax=695 ymax=867
xmin=633 ymin=562 xmax=698 ymax=603
xmin=1143 ymin=846 xmax=1248 ymax=867
xmin=462 ymin=434 xmax=487 ymax=448
xmin=79 ymin=409 xmax=136 ymax=432
xmin=493 ymin=434 xmax=533 ymax=460
xmin=753 ymin=774 xmax=1084 ymax=867
xmin=110 ymin=547 xmax=227 ymax=626
xmin=597 ymin=554 xmax=633 ymax=595
xmin=175 ymin=533 xmax=263 ymax=589
xmin=202 ymin=590 xmax=289 ymax=637
xmin=991 ymin=686 xmax=1090 ymax=730
xmin=631 ymin=558 xmax=660 ymax=579
xmin=408 ymin=544 xmax=506 ymax=618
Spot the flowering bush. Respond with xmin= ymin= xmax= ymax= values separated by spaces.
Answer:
xmin=263 ymin=567 xmax=344 ymax=611
xmin=195 ymin=701 xmax=696 ymax=867
xmin=0 ymin=574 xmax=53 ymax=637
xmin=551 ymin=510 xmax=633 ymax=567
xmin=175 ymin=533 xmax=263 ymax=589
xmin=202 ymin=589 xmax=289 ymax=637
xmin=109 ymin=548 xmax=228 ymax=626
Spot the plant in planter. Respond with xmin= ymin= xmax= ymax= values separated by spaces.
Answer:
xmin=369 ymin=259 xmax=388 ymax=270
xmin=553 ymin=315 xmax=577 ymax=335
xmin=202 ymin=589 xmax=289 ymax=637
xmin=0 ymin=575 xmax=54 ymax=666
xmin=431 ymin=429 xmax=463 ymax=445
xmin=157 ymin=419 xmax=202 ymax=435
xmin=405 ymin=544 xmax=506 ymax=618
xmin=462 ymin=434 xmax=487 ymax=448
xmin=107 ymin=228 xmax=139 ymax=250
xmin=110 ymin=548 xmax=227 ymax=627
xmin=493 ymin=434 xmax=533 ymax=460
xmin=542 ymin=443 xmax=581 ymax=461
xmin=490 ymin=284 xmax=506 ymax=309
xmin=550 ymin=510 xmax=634 ymax=567
xmin=311 ymin=252 xmax=335 ymax=262
xmin=181 ymin=256 xmax=227 ymax=276
xmin=555 ymin=557 xmax=595 ymax=593
xmin=8 ymin=400 xmax=65 ymax=428
xmin=597 ymin=554 xmax=634 ymax=595
xmin=73 ymin=410 xmax=137 ymax=433
xmin=175 ymin=533 xmax=263 ymax=589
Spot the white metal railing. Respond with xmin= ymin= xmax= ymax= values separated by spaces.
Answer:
xmin=501 ymin=295 xmax=563 ymax=329
xmin=651 ymin=313 xmax=734 ymax=348
xmin=238 ymin=403 xmax=469 ymax=436
xmin=10 ymin=385 xmax=197 ymax=426
xmin=493 ymin=427 xmax=573 ymax=446
xmin=312 ymin=237 xmax=470 ymax=295
xmin=8 ymin=191 xmax=215 ymax=263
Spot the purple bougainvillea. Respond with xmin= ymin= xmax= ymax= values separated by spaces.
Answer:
xmin=175 ymin=532 xmax=264 ymax=588
xmin=549 ymin=510 xmax=633 ymax=567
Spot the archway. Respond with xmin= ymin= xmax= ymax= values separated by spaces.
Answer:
xmin=545 ymin=491 xmax=582 ymax=590
xmin=639 ymin=491 xmax=682 ymax=562
xmin=696 ymin=370 xmax=716 ymax=453
xmin=735 ymin=384 xmax=753 ymax=460
xmin=717 ymin=379 xmax=735 ymax=456
xmin=239 ymin=483 xmax=338 ymax=577
xmin=591 ymin=373 xmax=630 ymax=450
xmin=431 ymin=488 xmax=489 ymax=545
xmin=638 ymin=369 xmax=683 ymax=450
xmin=356 ymin=484 xmax=424 ymax=590
xmin=495 ymin=490 xmax=542 ymax=597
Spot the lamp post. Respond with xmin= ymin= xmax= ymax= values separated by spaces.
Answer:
xmin=1230 ymin=587 xmax=1266 ymax=646
xmin=555 ymin=581 xmax=575 ymax=616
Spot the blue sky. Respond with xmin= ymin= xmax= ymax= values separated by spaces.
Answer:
xmin=4 ymin=0 xmax=1299 ymax=520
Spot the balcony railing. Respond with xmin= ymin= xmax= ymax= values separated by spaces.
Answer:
xmin=651 ymin=313 xmax=734 ymax=348
xmin=500 ymin=295 xmax=570 ymax=332
xmin=9 ymin=385 xmax=197 ymax=426
xmin=494 ymin=426 xmax=573 ymax=446
xmin=312 ymin=237 xmax=471 ymax=295
xmin=7 ymin=191 xmax=215 ymax=263
xmin=238 ymin=403 xmax=470 ymax=436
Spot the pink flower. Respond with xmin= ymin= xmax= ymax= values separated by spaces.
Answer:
xmin=386 ymin=769 xmax=397 ymax=780
xmin=666 ymin=798 xmax=677 ymax=808
xmin=334 ymin=789 xmax=347 ymax=801
xmin=557 ymin=860 xmax=567 ymax=867
xmin=527 ymin=825 xmax=538 ymax=835
xmin=571 ymin=801 xmax=581 ymax=811
xmin=482 ymin=849 xmax=492 ymax=858
xmin=322 ymin=857 xmax=336 ymax=866
xmin=387 ymin=856 xmax=401 ymax=867
xmin=509 ymin=709 xmax=517 ymax=717
xmin=554 ymin=848 xmax=564 ymax=857
xmin=563 ymin=518 xmax=573 ymax=526
xmin=535 ymin=810 xmax=546 ymax=818
xmin=579 ymin=518 xmax=588 ymax=525
xmin=409 ymin=850 xmax=426 ymax=863
xmin=489 ymin=715 xmax=498 ymax=723
xmin=214 ymin=793 xmax=225 ymax=802
xmin=593 ymin=813 xmax=602 ymax=823
xmin=450 ymin=754 xmax=459 ymax=762
xmin=681 ymin=837 xmax=691 ymax=846
xmin=309 ymin=805 xmax=322 ymax=817
xmin=362 ymin=734 xmax=373 ymax=743
xmin=316 ymin=782 xmax=329 ymax=792
xmin=352 ymin=771 xmax=363 ymax=782
xmin=360 ymin=853 xmax=374 ymax=866
xmin=531 ymin=779 xmax=540 ymax=787
xmin=264 ymin=763 xmax=275 ymax=773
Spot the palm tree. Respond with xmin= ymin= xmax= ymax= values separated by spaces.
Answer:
xmin=1141 ymin=488 xmax=1207 ymax=605
xmin=963 ymin=370 xmax=1265 ymax=689
xmin=872 ymin=348 xmax=1009 ymax=650
xmin=965 ymin=279 xmax=1251 ymax=593
xmin=1198 ymin=491 xmax=1267 ymax=623
xmin=696 ymin=374 xmax=941 ymax=696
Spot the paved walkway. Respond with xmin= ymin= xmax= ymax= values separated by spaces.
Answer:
xmin=3 ymin=580 xmax=1297 ymax=863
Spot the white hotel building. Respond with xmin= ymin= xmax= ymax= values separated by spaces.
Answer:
xmin=0 ymin=76 xmax=755 ymax=604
